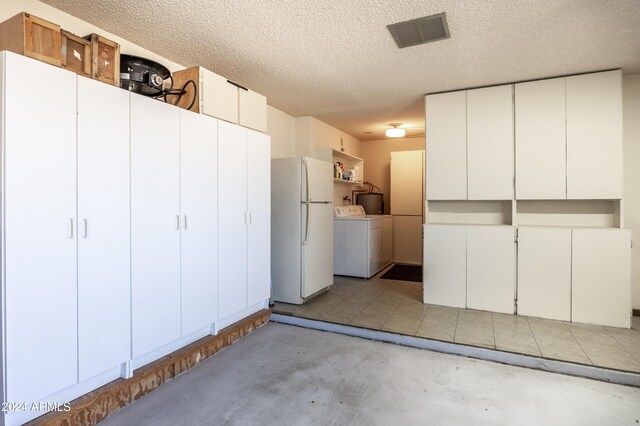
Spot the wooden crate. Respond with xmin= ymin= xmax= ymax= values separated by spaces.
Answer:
xmin=84 ymin=33 xmax=120 ymax=86
xmin=166 ymin=66 xmax=201 ymax=112
xmin=0 ymin=12 xmax=62 ymax=67
xmin=61 ymin=30 xmax=91 ymax=77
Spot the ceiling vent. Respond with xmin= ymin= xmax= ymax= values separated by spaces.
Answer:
xmin=387 ymin=13 xmax=450 ymax=49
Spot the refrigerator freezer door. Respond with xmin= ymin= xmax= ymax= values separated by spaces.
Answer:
xmin=302 ymin=157 xmax=333 ymax=202
xmin=301 ymin=202 xmax=334 ymax=298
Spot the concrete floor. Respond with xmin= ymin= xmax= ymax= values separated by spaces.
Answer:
xmin=102 ymin=323 xmax=640 ymax=426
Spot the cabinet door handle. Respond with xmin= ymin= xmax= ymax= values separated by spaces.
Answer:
xmin=83 ymin=219 xmax=88 ymax=238
xmin=183 ymin=215 xmax=188 ymax=230
xmin=248 ymin=212 xmax=252 ymax=225
xmin=69 ymin=218 xmax=74 ymax=238
xmin=176 ymin=215 xmax=181 ymax=230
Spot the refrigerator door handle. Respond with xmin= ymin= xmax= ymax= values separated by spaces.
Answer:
xmin=302 ymin=203 xmax=311 ymax=246
xmin=303 ymin=159 xmax=311 ymax=202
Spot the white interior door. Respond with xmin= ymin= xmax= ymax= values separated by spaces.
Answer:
xmin=77 ymin=76 xmax=131 ymax=380
xmin=392 ymin=215 xmax=423 ymax=265
xmin=131 ymin=94 xmax=181 ymax=357
xmin=302 ymin=203 xmax=334 ymax=297
xmin=247 ymin=130 xmax=271 ymax=306
xmin=517 ymin=227 xmax=571 ymax=321
xmin=515 ymin=78 xmax=567 ymax=199
xmin=180 ymin=110 xmax=219 ymax=335
xmin=572 ymin=228 xmax=631 ymax=327
xmin=218 ymin=121 xmax=248 ymax=319
xmin=566 ymin=71 xmax=623 ymax=199
xmin=423 ymin=225 xmax=466 ymax=308
xmin=302 ymin=157 xmax=333 ymax=202
xmin=466 ymin=226 xmax=515 ymax=314
xmin=3 ymin=52 xmax=78 ymax=402
xmin=425 ymin=91 xmax=467 ymax=200
xmin=467 ymin=85 xmax=514 ymax=200
xmin=390 ymin=150 xmax=424 ymax=215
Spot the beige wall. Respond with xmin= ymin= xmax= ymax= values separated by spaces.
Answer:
xmin=623 ymin=74 xmax=640 ymax=310
xmin=267 ymin=105 xmax=296 ymax=159
xmin=0 ymin=0 xmax=183 ymax=72
xmin=359 ymin=137 xmax=425 ymax=214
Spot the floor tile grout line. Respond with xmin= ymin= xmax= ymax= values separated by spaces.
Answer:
xmin=563 ymin=322 xmax=595 ymax=366
xmin=602 ymin=327 xmax=640 ymax=366
xmin=452 ymin=308 xmax=461 ymax=342
xmin=525 ymin=317 xmax=544 ymax=357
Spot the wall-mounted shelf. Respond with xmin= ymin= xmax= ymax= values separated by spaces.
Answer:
xmin=333 ymin=178 xmax=363 ymax=185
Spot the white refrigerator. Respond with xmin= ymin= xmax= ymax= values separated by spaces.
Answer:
xmin=271 ymin=156 xmax=334 ymax=304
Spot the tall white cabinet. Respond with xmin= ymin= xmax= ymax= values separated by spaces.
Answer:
xmin=424 ymin=69 xmax=630 ymax=328
xmin=77 ymin=76 xmax=131 ymax=382
xmin=218 ymin=121 xmax=271 ymax=326
xmin=2 ymin=51 xmax=78 ymax=406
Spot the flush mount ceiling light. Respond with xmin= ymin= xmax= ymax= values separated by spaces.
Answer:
xmin=387 ymin=12 xmax=450 ymax=49
xmin=385 ymin=124 xmax=406 ymax=138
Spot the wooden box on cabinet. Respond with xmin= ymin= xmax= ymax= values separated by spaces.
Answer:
xmin=0 ymin=12 xmax=62 ymax=67
xmin=61 ymin=30 xmax=91 ymax=77
xmin=84 ymin=33 xmax=120 ymax=86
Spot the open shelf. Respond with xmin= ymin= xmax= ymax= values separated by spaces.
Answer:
xmin=515 ymin=200 xmax=622 ymax=228
xmin=427 ymin=200 xmax=513 ymax=225
xmin=334 ymin=178 xmax=363 ymax=185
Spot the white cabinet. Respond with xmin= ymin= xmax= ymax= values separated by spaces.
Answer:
xmin=77 ymin=76 xmax=131 ymax=381
xmin=466 ymin=226 xmax=515 ymax=314
xmin=179 ymin=110 xmax=219 ymax=336
xmin=517 ymin=227 xmax=572 ymax=321
xmin=218 ymin=122 xmax=271 ymax=321
xmin=2 ymin=51 xmax=78 ymax=404
xmin=566 ymin=70 xmax=623 ymax=199
xmin=239 ymin=89 xmax=268 ymax=133
xmin=515 ymin=78 xmax=567 ymax=199
xmin=572 ymin=229 xmax=631 ymax=328
xmin=423 ymin=225 xmax=467 ymax=308
xmin=130 ymin=94 xmax=182 ymax=358
xmin=467 ymin=85 xmax=514 ymax=200
xmin=201 ymin=67 xmax=239 ymax=124
xmin=391 ymin=150 xmax=424 ymax=215
xmin=392 ymin=215 xmax=423 ymax=265
xmin=247 ymin=129 xmax=271 ymax=306
xmin=425 ymin=91 xmax=467 ymax=200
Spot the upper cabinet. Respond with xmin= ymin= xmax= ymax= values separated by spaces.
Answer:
xmin=426 ymin=86 xmax=513 ymax=201
xmin=467 ymin=85 xmax=514 ymax=200
xmin=515 ymin=77 xmax=567 ymax=199
xmin=171 ymin=66 xmax=268 ymax=133
xmin=425 ymin=91 xmax=467 ymax=200
xmin=516 ymin=71 xmax=622 ymax=200
xmin=566 ymin=70 xmax=623 ymax=199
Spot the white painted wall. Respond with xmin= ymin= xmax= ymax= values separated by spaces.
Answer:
xmin=267 ymin=105 xmax=295 ymax=159
xmin=359 ymin=137 xmax=425 ymax=214
xmin=0 ymin=0 xmax=183 ymax=72
xmin=623 ymin=74 xmax=640 ymax=310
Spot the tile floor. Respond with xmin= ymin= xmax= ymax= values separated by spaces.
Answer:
xmin=273 ymin=269 xmax=640 ymax=373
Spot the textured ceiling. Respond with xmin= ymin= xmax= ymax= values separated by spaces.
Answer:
xmin=42 ymin=0 xmax=640 ymax=140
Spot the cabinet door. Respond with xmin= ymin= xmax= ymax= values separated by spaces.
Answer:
xmin=423 ymin=225 xmax=466 ymax=308
xmin=218 ymin=121 xmax=248 ymax=319
xmin=466 ymin=226 xmax=515 ymax=314
xmin=180 ymin=110 xmax=219 ymax=335
xmin=566 ymin=71 xmax=623 ymax=199
xmin=239 ymin=89 xmax=267 ymax=132
xmin=425 ymin=92 xmax=467 ymax=200
xmin=390 ymin=150 xmax=424 ymax=215
xmin=572 ymin=229 xmax=631 ymax=327
xmin=77 ymin=76 xmax=131 ymax=380
xmin=467 ymin=85 xmax=514 ymax=200
xmin=515 ymin=78 xmax=566 ymax=199
xmin=131 ymin=94 xmax=181 ymax=357
xmin=247 ymin=130 xmax=271 ymax=306
xmin=4 ymin=53 xmax=78 ymax=402
xmin=201 ymin=68 xmax=239 ymax=124
xmin=517 ymin=227 xmax=571 ymax=321
xmin=392 ymin=215 xmax=423 ymax=265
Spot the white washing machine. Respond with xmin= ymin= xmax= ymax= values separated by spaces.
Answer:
xmin=333 ymin=205 xmax=393 ymax=278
